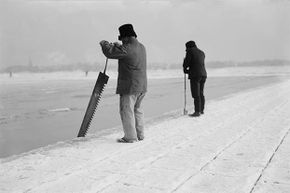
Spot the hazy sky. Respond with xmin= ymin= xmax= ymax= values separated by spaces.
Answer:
xmin=0 ymin=0 xmax=290 ymax=68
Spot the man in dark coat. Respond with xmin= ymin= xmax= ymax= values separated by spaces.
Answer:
xmin=100 ymin=24 xmax=147 ymax=143
xmin=183 ymin=41 xmax=207 ymax=117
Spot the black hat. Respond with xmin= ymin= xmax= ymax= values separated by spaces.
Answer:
xmin=118 ymin=24 xmax=137 ymax=40
xmin=185 ymin=41 xmax=196 ymax=49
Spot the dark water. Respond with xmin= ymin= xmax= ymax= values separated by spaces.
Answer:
xmin=0 ymin=75 xmax=282 ymax=158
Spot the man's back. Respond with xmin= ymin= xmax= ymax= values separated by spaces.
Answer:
xmin=117 ymin=38 xmax=147 ymax=94
xmin=184 ymin=47 xmax=207 ymax=78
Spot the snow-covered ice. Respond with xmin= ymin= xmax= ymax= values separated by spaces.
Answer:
xmin=1 ymin=77 xmax=290 ymax=193
xmin=3 ymin=66 xmax=285 ymax=158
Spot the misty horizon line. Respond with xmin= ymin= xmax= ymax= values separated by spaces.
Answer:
xmin=1 ymin=59 xmax=290 ymax=73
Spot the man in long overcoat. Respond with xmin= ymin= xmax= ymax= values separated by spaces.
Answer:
xmin=183 ymin=41 xmax=207 ymax=117
xmin=100 ymin=24 xmax=147 ymax=143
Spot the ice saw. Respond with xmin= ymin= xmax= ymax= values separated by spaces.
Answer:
xmin=77 ymin=58 xmax=109 ymax=137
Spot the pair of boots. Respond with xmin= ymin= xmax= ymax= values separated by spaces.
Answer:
xmin=189 ymin=111 xmax=204 ymax=117
xmin=117 ymin=136 xmax=144 ymax=143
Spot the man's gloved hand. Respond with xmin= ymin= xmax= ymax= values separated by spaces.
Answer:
xmin=99 ymin=40 xmax=108 ymax=46
xmin=113 ymin=42 xmax=122 ymax=47
xmin=184 ymin=68 xmax=189 ymax=74
xmin=100 ymin=41 xmax=122 ymax=48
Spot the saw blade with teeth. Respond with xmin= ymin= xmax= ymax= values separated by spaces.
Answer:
xmin=77 ymin=71 xmax=109 ymax=137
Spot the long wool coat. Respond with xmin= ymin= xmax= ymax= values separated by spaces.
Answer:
xmin=183 ymin=47 xmax=207 ymax=79
xmin=100 ymin=38 xmax=147 ymax=95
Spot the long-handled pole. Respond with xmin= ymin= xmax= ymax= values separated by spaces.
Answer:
xmin=183 ymin=73 xmax=188 ymax=115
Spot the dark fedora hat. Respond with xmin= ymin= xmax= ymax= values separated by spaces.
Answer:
xmin=118 ymin=24 xmax=137 ymax=40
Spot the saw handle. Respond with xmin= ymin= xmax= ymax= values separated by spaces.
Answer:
xmin=103 ymin=58 xmax=108 ymax=74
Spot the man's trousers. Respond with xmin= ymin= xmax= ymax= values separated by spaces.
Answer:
xmin=190 ymin=76 xmax=206 ymax=113
xmin=119 ymin=93 xmax=145 ymax=140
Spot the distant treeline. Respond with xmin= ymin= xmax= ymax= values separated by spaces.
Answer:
xmin=1 ymin=59 xmax=290 ymax=73
xmin=206 ymin=60 xmax=290 ymax=68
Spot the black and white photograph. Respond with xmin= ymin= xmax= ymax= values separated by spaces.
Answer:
xmin=1 ymin=0 xmax=290 ymax=192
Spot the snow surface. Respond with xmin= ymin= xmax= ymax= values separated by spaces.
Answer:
xmin=1 ymin=78 xmax=290 ymax=193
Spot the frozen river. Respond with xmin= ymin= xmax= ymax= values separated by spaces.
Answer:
xmin=0 ymin=68 xmax=288 ymax=158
